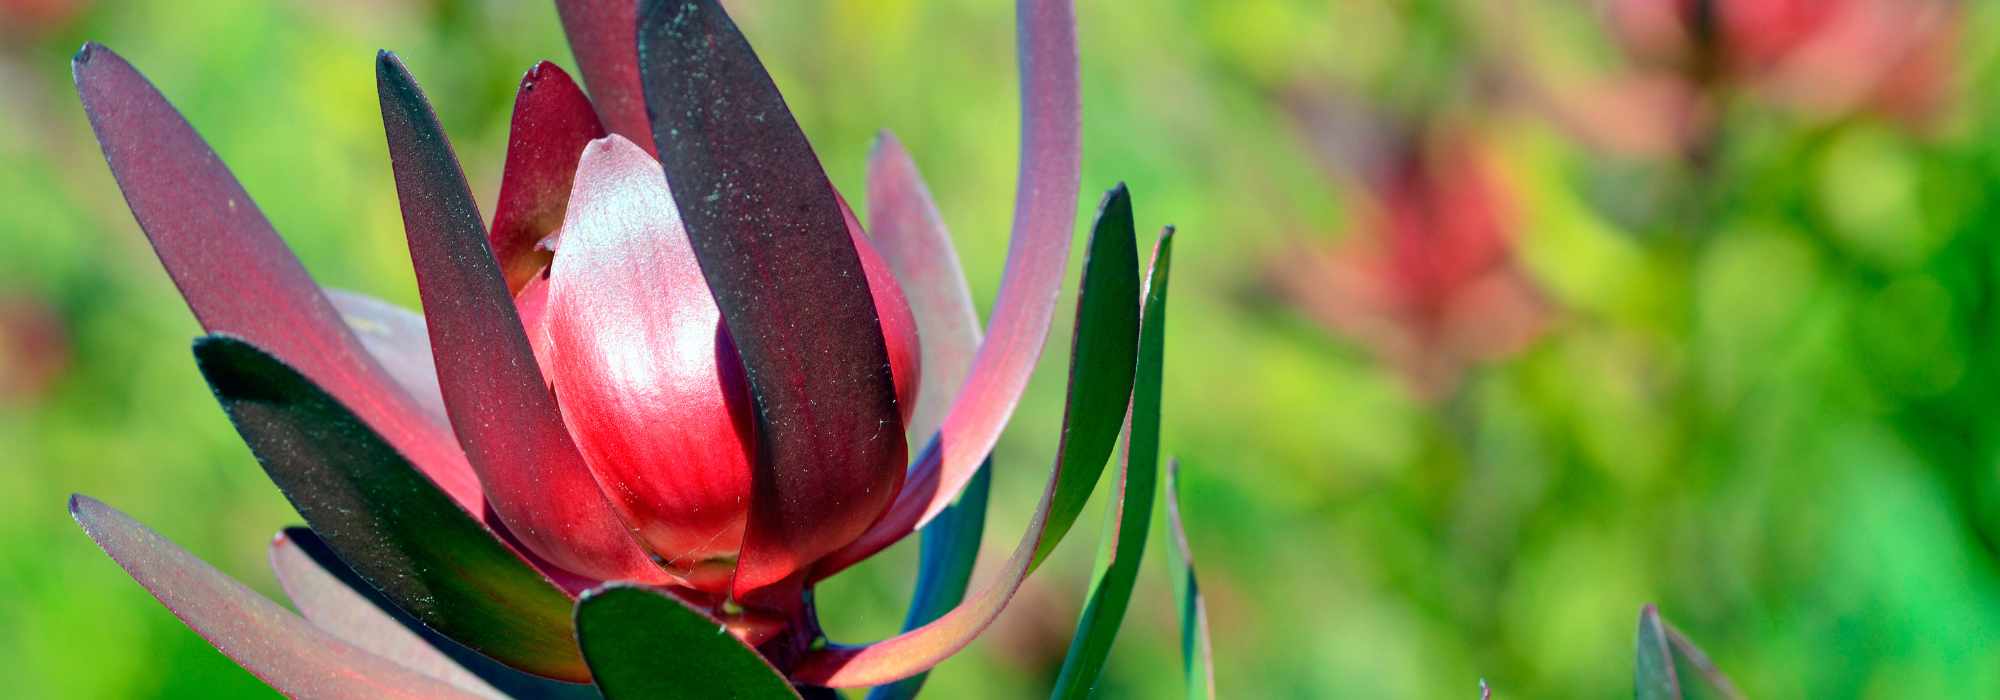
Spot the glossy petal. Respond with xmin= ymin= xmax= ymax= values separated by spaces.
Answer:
xmin=1164 ymin=459 xmax=1216 ymax=700
xmin=71 ymin=43 xmax=480 ymax=512
xmin=271 ymin=529 xmax=600 ymax=700
xmin=636 ymin=0 xmax=906 ymax=606
xmin=194 ymin=336 xmax=589 ymax=681
xmin=865 ymin=132 xmax=982 ymax=440
xmin=814 ymin=0 xmax=1082 ymax=579
xmin=544 ymin=135 xmax=754 ymax=589
xmin=491 ymin=61 xmax=607 ymax=293
xmin=790 ymin=185 xmax=1142 ymax=688
xmin=70 ymin=495 xmax=481 ymax=700
xmin=1051 ymin=226 xmax=1172 ymax=699
xmin=553 ymin=0 xmax=654 ymax=154
xmin=574 ymin=584 xmax=798 ymax=700
xmin=324 ymin=289 xmax=447 ymax=426
xmin=378 ymin=52 xmax=665 ymax=584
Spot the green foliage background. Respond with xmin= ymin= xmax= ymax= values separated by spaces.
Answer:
xmin=5 ymin=0 xmax=2000 ymax=697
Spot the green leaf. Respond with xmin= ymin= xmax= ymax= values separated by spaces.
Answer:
xmin=1050 ymin=226 xmax=1174 ymax=698
xmin=193 ymin=335 xmax=587 ymax=681
xmin=1635 ymin=605 xmax=1742 ymax=700
xmin=574 ymin=584 xmax=798 ymax=699
xmin=1165 ymin=459 xmax=1214 ymax=700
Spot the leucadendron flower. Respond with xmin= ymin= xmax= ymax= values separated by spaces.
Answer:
xmin=67 ymin=0 xmax=1211 ymax=697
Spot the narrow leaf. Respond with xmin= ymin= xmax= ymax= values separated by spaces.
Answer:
xmin=790 ymin=184 xmax=1140 ymax=688
xmin=325 ymin=289 xmax=447 ymax=426
xmin=378 ymin=51 xmax=665 ymax=584
xmin=70 ymin=495 xmax=482 ymax=700
xmin=1637 ymin=606 xmax=1744 ymax=700
xmin=194 ymin=335 xmax=589 ymax=681
xmin=271 ymin=528 xmax=603 ymax=700
xmin=71 ymin=42 xmax=480 ymax=511
xmin=815 ymin=0 xmax=1082 ymax=579
xmin=553 ymin=0 xmax=654 ymax=154
xmin=491 ymin=61 xmax=607 ymax=292
xmin=574 ymin=584 xmax=798 ymax=699
xmin=1050 ymin=226 xmax=1173 ymax=699
xmin=865 ymin=461 xmax=992 ymax=700
xmin=866 ymin=132 xmax=984 ymax=441
xmin=1163 ymin=459 xmax=1215 ymax=700
xmin=636 ymin=0 xmax=905 ymax=605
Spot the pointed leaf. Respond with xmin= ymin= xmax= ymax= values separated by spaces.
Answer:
xmin=866 ymin=132 xmax=983 ymax=441
xmin=378 ymin=52 xmax=664 ymax=584
xmin=325 ymin=289 xmax=447 ymax=425
xmin=636 ymin=0 xmax=906 ymax=604
xmin=815 ymin=0 xmax=1082 ymax=579
xmin=1051 ymin=226 xmax=1173 ymax=699
xmin=71 ymin=42 xmax=480 ymax=511
xmin=790 ymin=184 xmax=1140 ymax=688
xmin=70 ymin=495 xmax=482 ymax=699
xmin=271 ymin=528 xmax=603 ymax=700
xmin=491 ymin=61 xmax=607 ymax=292
xmin=574 ymin=584 xmax=798 ymax=699
xmin=553 ymin=0 xmax=654 ymax=154
xmin=865 ymin=461 xmax=992 ymax=700
xmin=1637 ymin=606 xmax=1744 ymax=700
xmin=1163 ymin=459 xmax=1215 ymax=700
xmin=194 ymin=335 xmax=589 ymax=681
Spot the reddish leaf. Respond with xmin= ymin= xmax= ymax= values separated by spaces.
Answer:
xmin=813 ymin=0 xmax=1082 ymax=579
xmin=70 ymin=495 xmax=482 ymax=700
xmin=553 ymin=0 xmax=654 ymax=154
xmin=542 ymin=135 xmax=755 ymax=591
xmin=195 ymin=336 xmax=589 ymax=681
xmin=272 ymin=528 xmax=601 ymax=700
xmin=490 ymin=61 xmax=607 ymax=293
xmin=790 ymin=185 xmax=1140 ymax=688
xmin=71 ymin=42 xmax=481 ymax=512
xmin=324 ymin=289 xmax=447 ymax=426
xmin=635 ymin=0 xmax=907 ymax=607
xmin=378 ymin=52 xmax=665 ymax=584
xmin=865 ymin=132 xmax=982 ymax=440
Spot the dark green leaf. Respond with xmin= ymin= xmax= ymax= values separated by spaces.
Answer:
xmin=574 ymin=584 xmax=797 ymax=699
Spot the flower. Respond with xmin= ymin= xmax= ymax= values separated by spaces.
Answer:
xmin=65 ymin=0 xmax=1193 ymax=694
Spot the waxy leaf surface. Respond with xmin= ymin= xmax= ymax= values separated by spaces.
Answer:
xmin=574 ymin=584 xmax=797 ymax=699
xmin=72 ymin=43 xmax=481 ymax=511
xmin=194 ymin=335 xmax=588 ymax=681
xmin=378 ymin=52 xmax=664 ymax=584
xmin=71 ymin=495 xmax=481 ymax=700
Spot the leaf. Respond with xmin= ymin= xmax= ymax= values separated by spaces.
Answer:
xmin=814 ymin=0 xmax=1083 ymax=580
xmin=69 ymin=495 xmax=482 ymax=700
xmin=324 ymin=289 xmax=447 ymax=425
xmin=378 ymin=51 xmax=665 ymax=584
xmin=1635 ymin=605 xmax=1743 ymax=700
xmin=789 ymin=184 xmax=1141 ymax=688
xmin=1050 ymin=225 xmax=1173 ymax=699
xmin=553 ymin=0 xmax=653 ymax=154
xmin=574 ymin=584 xmax=798 ymax=699
xmin=70 ymin=42 xmax=481 ymax=512
xmin=865 ymin=131 xmax=984 ymax=441
xmin=1163 ymin=459 xmax=1215 ymax=700
xmin=271 ymin=528 xmax=604 ymax=700
xmin=635 ymin=0 xmax=906 ymax=606
xmin=865 ymin=461 xmax=992 ymax=700
xmin=194 ymin=335 xmax=589 ymax=681
xmin=490 ymin=61 xmax=607 ymax=293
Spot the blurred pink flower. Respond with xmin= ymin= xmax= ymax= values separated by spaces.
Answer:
xmin=0 ymin=293 xmax=70 ymax=405
xmin=1269 ymin=127 xmax=1549 ymax=400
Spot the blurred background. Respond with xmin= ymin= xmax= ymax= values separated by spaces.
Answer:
xmin=5 ymin=0 xmax=2000 ymax=696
